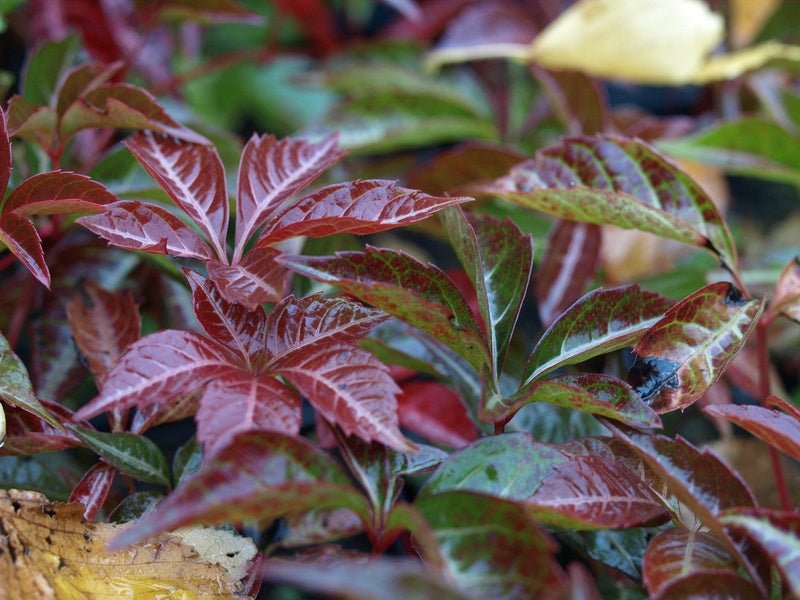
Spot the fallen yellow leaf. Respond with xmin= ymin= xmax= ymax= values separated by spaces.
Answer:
xmin=0 ymin=489 xmax=257 ymax=600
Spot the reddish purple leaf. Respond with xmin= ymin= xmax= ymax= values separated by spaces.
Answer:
xmin=397 ymin=380 xmax=477 ymax=449
xmin=643 ymin=528 xmax=741 ymax=599
xmin=2 ymin=171 xmax=115 ymax=216
xmin=68 ymin=462 xmax=117 ymax=520
xmin=65 ymin=281 xmax=141 ymax=383
xmin=704 ymin=404 xmax=800 ymax=462
xmin=197 ymin=373 xmax=301 ymax=459
xmin=130 ymin=390 xmax=200 ymax=434
xmin=125 ymin=131 xmax=228 ymax=259
xmin=653 ymin=572 xmax=762 ymax=600
xmin=766 ymin=394 xmax=800 ymax=421
xmin=0 ymin=211 xmax=49 ymax=287
xmin=0 ymin=400 xmax=81 ymax=455
xmin=5 ymin=95 xmax=55 ymax=141
xmin=258 ymin=180 xmax=472 ymax=245
xmin=77 ymin=200 xmax=216 ymax=261
xmin=273 ymin=344 xmax=412 ymax=452
xmin=265 ymin=293 xmax=388 ymax=364
xmin=536 ymin=220 xmax=601 ymax=327
xmin=184 ymin=270 xmax=266 ymax=364
xmin=769 ymin=256 xmax=800 ymax=323
xmin=54 ymin=63 xmax=119 ymax=118
xmin=527 ymin=455 xmax=668 ymax=529
xmin=631 ymin=282 xmax=763 ymax=413
xmin=206 ymin=246 xmax=287 ymax=309
xmin=0 ymin=107 xmax=11 ymax=195
xmin=109 ymin=431 xmax=369 ymax=549
xmin=233 ymin=133 xmax=343 ymax=261
xmin=72 ymin=330 xmax=235 ymax=420
xmin=534 ymin=68 xmax=608 ymax=135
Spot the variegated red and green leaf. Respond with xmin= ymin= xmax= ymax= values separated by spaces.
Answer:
xmin=630 ymin=283 xmax=763 ymax=413
xmin=0 ymin=401 xmax=81 ymax=455
xmin=705 ymin=404 xmax=800 ymax=462
xmin=769 ymin=256 xmax=800 ymax=323
xmin=524 ymin=285 xmax=672 ymax=385
xmin=206 ymin=246 xmax=286 ymax=308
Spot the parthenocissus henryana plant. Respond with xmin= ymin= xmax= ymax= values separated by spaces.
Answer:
xmin=2 ymin=1 xmax=800 ymax=598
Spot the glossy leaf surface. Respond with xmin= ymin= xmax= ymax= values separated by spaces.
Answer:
xmin=631 ymin=282 xmax=763 ymax=413
xmin=770 ymin=256 xmax=800 ymax=323
xmin=652 ymin=572 xmax=761 ymax=600
xmin=705 ymin=404 xmax=800 ymax=462
xmin=281 ymin=248 xmax=490 ymax=371
xmin=0 ymin=212 xmax=49 ymax=287
xmin=68 ymin=462 xmax=117 ymax=520
xmin=536 ymin=220 xmax=601 ymax=328
xmin=110 ymin=432 xmax=368 ymax=548
xmin=397 ymin=380 xmax=478 ymax=448
xmin=71 ymin=425 xmax=170 ymax=486
xmin=524 ymin=285 xmax=672 ymax=384
xmin=443 ymin=208 xmax=532 ymax=374
xmin=206 ymin=246 xmax=286 ymax=308
xmin=0 ymin=401 xmax=80 ymax=455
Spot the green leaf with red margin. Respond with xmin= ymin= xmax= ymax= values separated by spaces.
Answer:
xmin=442 ymin=207 xmax=533 ymax=375
xmin=108 ymin=431 xmax=370 ymax=549
xmin=490 ymin=372 xmax=660 ymax=428
xmin=630 ymin=282 xmax=763 ymax=413
xmin=769 ymin=256 xmax=800 ymax=323
xmin=704 ymin=404 xmax=800 ymax=462
xmin=262 ymin=557 xmax=475 ymax=600
xmin=607 ymin=424 xmax=766 ymax=594
xmin=415 ymin=491 xmax=559 ymax=599
xmin=643 ymin=528 xmax=742 ymax=599
xmin=280 ymin=247 xmax=490 ymax=372
xmin=720 ymin=509 xmax=800 ymax=597
xmin=0 ymin=332 xmax=62 ymax=430
xmin=524 ymin=285 xmax=673 ymax=385
xmin=483 ymin=135 xmax=738 ymax=271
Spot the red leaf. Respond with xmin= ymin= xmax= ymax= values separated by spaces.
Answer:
xmin=770 ymin=256 xmax=800 ymax=323
xmin=0 ymin=212 xmax=49 ymax=287
xmin=265 ymin=294 xmax=388 ymax=365
xmin=197 ymin=373 xmax=301 ymax=459
xmin=184 ymin=270 xmax=266 ymax=365
xmin=233 ymin=133 xmax=343 ymax=261
xmin=130 ymin=390 xmax=200 ymax=435
xmin=2 ymin=171 xmax=115 ymax=216
xmin=397 ymin=380 xmax=477 ymax=448
xmin=535 ymin=221 xmax=601 ymax=327
xmin=257 ymin=180 xmax=472 ymax=245
xmin=68 ymin=462 xmax=116 ymax=520
xmin=643 ymin=528 xmax=740 ymax=598
xmin=704 ymin=404 xmax=800 ymax=462
xmin=72 ymin=330 xmax=235 ymax=420
xmin=77 ymin=200 xmax=216 ymax=260
xmin=0 ymin=401 xmax=81 ymax=455
xmin=273 ymin=344 xmax=412 ymax=452
xmin=66 ymin=281 xmax=141 ymax=382
xmin=652 ymin=572 xmax=762 ymax=600
xmin=0 ymin=107 xmax=11 ymax=195
xmin=125 ymin=132 xmax=228 ymax=259
xmin=206 ymin=246 xmax=287 ymax=309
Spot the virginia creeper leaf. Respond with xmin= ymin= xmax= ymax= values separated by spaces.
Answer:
xmin=704 ymin=404 xmax=800 ymax=462
xmin=70 ymin=425 xmax=170 ymax=486
xmin=233 ymin=133 xmax=343 ymax=261
xmin=109 ymin=432 xmax=369 ymax=548
xmin=524 ymin=285 xmax=673 ymax=385
xmin=2 ymin=171 xmax=115 ymax=216
xmin=258 ymin=180 xmax=472 ymax=245
xmin=484 ymin=135 xmax=738 ymax=271
xmin=0 ymin=401 xmax=80 ymax=455
xmin=55 ymin=62 xmax=118 ymax=118
xmin=22 ymin=35 xmax=80 ymax=107
xmin=196 ymin=373 xmax=301 ymax=458
xmin=68 ymin=462 xmax=117 ymax=520
xmin=496 ymin=373 xmax=660 ymax=428
xmin=281 ymin=248 xmax=490 ymax=371
xmin=206 ymin=246 xmax=286 ymax=308
xmin=0 ymin=212 xmax=49 ymax=287
xmin=535 ymin=220 xmax=601 ymax=327
xmin=125 ymin=131 xmax=228 ymax=259
xmin=0 ymin=332 xmax=61 ymax=430
xmin=397 ymin=380 xmax=478 ymax=449
xmin=630 ymin=282 xmax=763 ymax=413
xmin=172 ymin=436 xmax=202 ymax=487
xmin=77 ymin=200 xmax=216 ymax=261
xmin=72 ymin=331 xmax=235 ymax=420
xmin=442 ymin=207 xmax=533 ymax=374
xmin=651 ymin=572 xmax=761 ymax=600
xmin=770 ymin=256 xmax=800 ymax=323
xmin=29 ymin=315 xmax=85 ymax=402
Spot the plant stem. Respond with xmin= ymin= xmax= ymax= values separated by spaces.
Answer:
xmin=756 ymin=316 xmax=792 ymax=510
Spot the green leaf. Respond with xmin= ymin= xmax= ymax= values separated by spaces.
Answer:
xmin=0 ymin=332 xmax=62 ymax=430
xmin=22 ymin=35 xmax=79 ymax=107
xmin=523 ymin=285 xmax=672 ymax=385
xmin=568 ymin=529 xmax=650 ymax=579
xmin=172 ymin=436 xmax=202 ymax=486
xmin=484 ymin=135 xmax=738 ymax=272
xmin=443 ymin=208 xmax=533 ymax=376
xmin=415 ymin=491 xmax=558 ymax=599
xmin=70 ymin=425 xmax=170 ymax=487
xmin=282 ymin=248 xmax=490 ymax=372
xmin=630 ymin=282 xmax=763 ymax=413
xmin=109 ymin=491 xmax=163 ymax=524
xmin=507 ymin=403 xmax=606 ymax=443
xmin=0 ymin=455 xmax=73 ymax=501
xmin=659 ymin=118 xmax=800 ymax=185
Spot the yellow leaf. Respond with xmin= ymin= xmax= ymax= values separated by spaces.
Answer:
xmin=694 ymin=41 xmax=800 ymax=83
xmin=730 ymin=0 xmax=781 ymax=48
xmin=0 ymin=489 xmax=257 ymax=600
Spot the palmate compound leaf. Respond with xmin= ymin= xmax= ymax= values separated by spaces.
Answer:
xmin=704 ymin=404 xmax=800 ymax=462
xmin=630 ymin=282 xmax=764 ymax=413
xmin=109 ymin=431 xmax=370 ymax=549
xmin=207 ymin=246 xmax=287 ymax=308
xmin=280 ymin=247 xmax=490 ymax=372
xmin=442 ymin=207 xmax=533 ymax=376
xmin=523 ymin=285 xmax=673 ymax=385
xmin=482 ymin=135 xmax=738 ymax=272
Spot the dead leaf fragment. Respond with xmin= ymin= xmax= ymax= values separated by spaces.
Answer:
xmin=0 ymin=489 xmax=256 ymax=599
